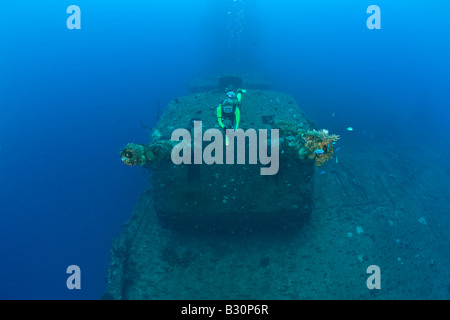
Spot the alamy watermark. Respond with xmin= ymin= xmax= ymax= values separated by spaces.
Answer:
xmin=66 ymin=265 xmax=81 ymax=290
xmin=66 ymin=5 xmax=81 ymax=29
xmin=66 ymin=5 xmax=381 ymax=31
xmin=171 ymin=121 xmax=279 ymax=176
xmin=366 ymin=265 xmax=381 ymax=289
xmin=367 ymin=5 xmax=381 ymax=29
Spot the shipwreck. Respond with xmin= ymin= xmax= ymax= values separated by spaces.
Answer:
xmin=119 ymin=76 xmax=339 ymax=234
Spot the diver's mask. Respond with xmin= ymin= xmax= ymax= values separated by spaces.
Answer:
xmin=222 ymin=99 xmax=234 ymax=113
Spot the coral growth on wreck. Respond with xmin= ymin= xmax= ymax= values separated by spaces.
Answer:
xmin=299 ymin=129 xmax=340 ymax=167
xmin=120 ymin=143 xmax=149 ymax=167
xmin=121 ymin=120 xmax=339 ymax=168
xmin=120 ymin=140 xmax=174 ymax=167
xmin=276 ymin=120 xmax=339 ymax=167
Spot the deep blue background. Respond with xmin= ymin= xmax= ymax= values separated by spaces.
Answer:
xmin=0 ymin=1 xmax=448 ymax=299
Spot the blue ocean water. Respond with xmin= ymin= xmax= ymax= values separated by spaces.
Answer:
xmin=1 ymin=0 xmax=449 ymax=299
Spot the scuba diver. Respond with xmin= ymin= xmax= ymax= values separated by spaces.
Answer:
xmin=217 ymin=89 xmax=246 ymax=145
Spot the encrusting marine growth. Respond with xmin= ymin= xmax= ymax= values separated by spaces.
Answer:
xmin=121 ymin=120 xmax=339 ymax=168
xmin=299 ymin=128 xmax=340 ymax=167
xmin=276 ymin=120 xmax=339 ymax=167
xmin=120 ymin=141 xmax=174 ymax=167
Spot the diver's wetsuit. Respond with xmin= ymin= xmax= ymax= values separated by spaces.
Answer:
xmin=216 ymin=90 xmax=243 ymax=131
